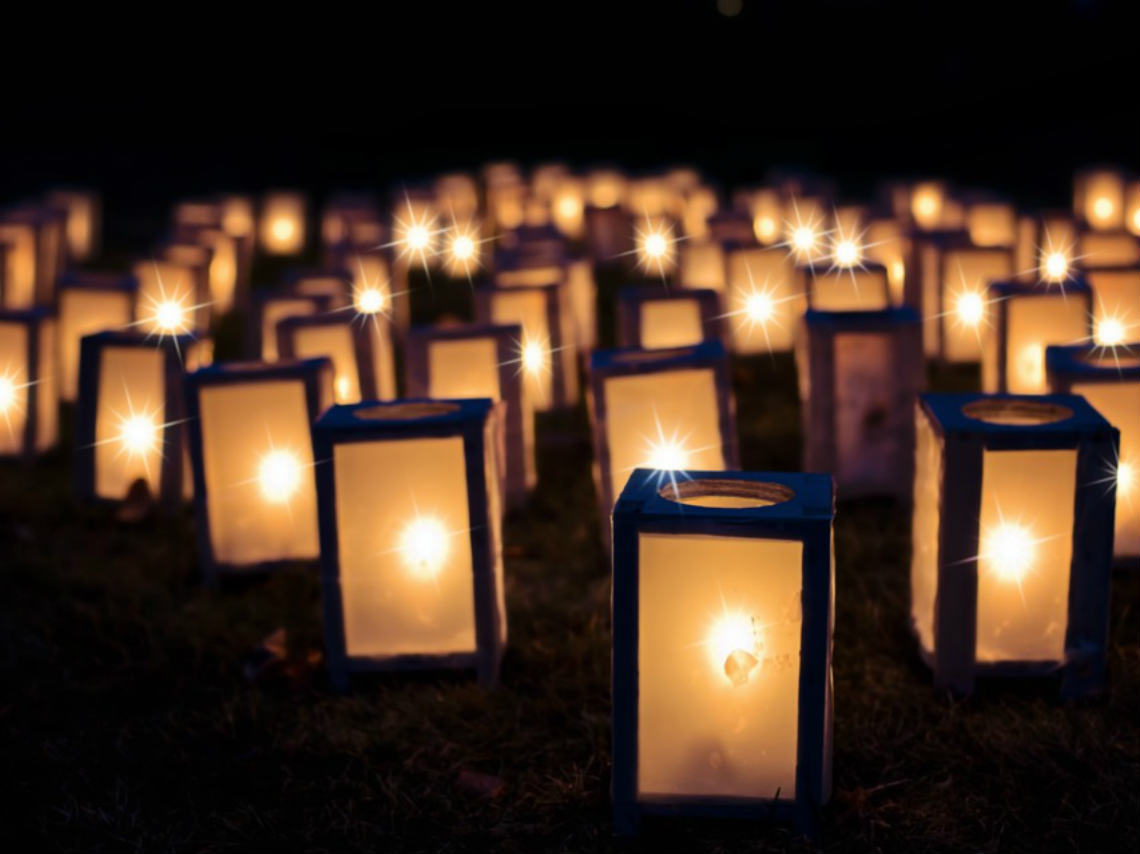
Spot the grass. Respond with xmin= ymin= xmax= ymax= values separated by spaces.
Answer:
xmin=1 ymin=262 xmax=1137 ymax=853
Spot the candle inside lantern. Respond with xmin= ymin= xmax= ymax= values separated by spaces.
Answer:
xmin=724 ymin=247 xmax=799 ymax=353
xmin=260 ymin=192 xmax=306 ymax=255
xmin=93 ymin=346 xmax=166 ymax=499
xmin=1086 ymin=268 xmax=1139 ymax=346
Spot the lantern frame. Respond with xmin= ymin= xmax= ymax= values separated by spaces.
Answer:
xmin=276 ymin=310 xmax=390 ymax=403
xmin=246 ymin=290 xmax=335 ymax=360
xmin=56 ymin=271 xmax=139 ymax=402
xmin=616 ymin=285 xmax=722 ymax=349
xmin=912 ymin=391 xmax=1116 ymax=698
xmin=0 ymin=307 xmax=56 ymax=459
xmin=611 ymin=468 xmax=835 ymax=835
xmin=313 ymin=397 xmax=507 ymax=690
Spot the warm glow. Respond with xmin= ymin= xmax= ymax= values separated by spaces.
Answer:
xmin=335 ymin=376 xmax=352 ymax=403
xmin=1119 ymin=459 xmax=1136 ymax=498
xmin=834 ymin=238 xmax=859 ymax=267
xmin=981 ymin=521 xmax=1036 ymax=583
xmin=355 ymin=286 xmax=387 ymax=315
xmin=792 ymin=225 xmax=817 ymax=253
xmin=405 ymin=224 xmax=430 ymax=251
xmin=270 ymin=218 xmax=296 ymax=242
xmin=707 ymin=612 xmax=760 ymax=686
xmin=398 ymin=515 xmax=449 ymax=579
xmin=745 ymin=291 xmax=775 ymax=324
xmin=556 ymin=195 xmax=581 ymax=219
xmin=154 ymin=299 xmax=187 ymax=333
xmin=451 ymin=233 xmax=475 ymax=261
xmin=955 ymin=291 xmax=985 ymax=327
xmin=643 ymin=231 xmax=668 ymax=258
xmin=1095 ymin=316 xmax=1126 ymax=346
xmin=0 ymin=376 xmax=14 ymax=413
xmin=118 ymin=413 xmax=158 ymax=456
xmin=1092 ymin=196 xmax=1114 ymax=221
xmin=644 ymin=436 xmax=690 ymax=471
xmin=1043 ymin=250 xmax=1069 ymax=283
xmin=753 ymin=215 xmax=777 ymax=243
xmin=258 ymin=449 xmax=302 ymax=504
xmin=1015 ymin=343 xmax=1045 ymax=388
xmin=521 ymin=340 xmax=546 ymax=376
xmin=1133 ymin=208 xmax=1140 ymax=232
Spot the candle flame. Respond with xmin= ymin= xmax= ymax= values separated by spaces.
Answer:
xmin=399 ymin=515 xmax=449 ymax=578
xmin=980 ymin=521 xmax=1036 ymax=583
xmin=955 ymin=291 xmax=986 ymax=327
xmin=118 ymin=413 xmax=159 ymax=456
xmin=1095 ymin=315 xmax=1127 ymax=347
xmin=0 ymin=375 xmax=15 ymax=414
xmin=1092 ymin=196 xmax=1114 ymax=221
xmin=354 ymin=286 xmax=388 ymax=315
xmin=270 ymin=218 xmax=296 ymax=242
xmin=1119 ymin=459 xmax=1136 ymax=498
xmin=707 ymin=612 xmax=761 ymax=687
xmin=521 ymin=339 xmax=547 ymax=376
xmin=258 ymin=449 xmax=302 ymax=504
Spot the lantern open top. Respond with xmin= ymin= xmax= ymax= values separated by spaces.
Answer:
xmin=988 ymin=275 xmax=1092 ymax=299
xmin=190 ymin=356 xmax=333 ymax=383
xmin=591 ymin=339 xmax=724 ymax=373
xmin=1046 ymin=342 xmax=1140 ymax=378
xmin=618 ymin=468 xmax=833 ymax=522
xmin=316 ymin=397 xmax=494 ymax=433
xmin=802 ymin=305 xmax=920 ymax=329
xmin=920 ymin=392 xmax=1115 ymax=447
xmin=408 ymin=322 xmax=522 ymax=343
xmin=59 ymin=271 xmax=137 ymax=293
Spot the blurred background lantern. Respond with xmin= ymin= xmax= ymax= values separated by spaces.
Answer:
xmin=566 ymin=256 xmax=598 ymax=353
xmin=0 ymin=308 xmax=57 ymax=459
xmin=723 ymin=243 xmax=801 ymax=354
xmin=313 ymin=399 xmax=507 ymax=690
xmin=1076 ymin=229 xmax=1140 ymax=268
xmin=1073 ymin=167 xmax=1128 ymax=231
xmin=587 ymin=341 xmax=738 ymax=532
xmin=611 ymin=469 xmax=834 ymax=835
xmin=434 ymin=173 xmax=480 ymax=224
xmin=911 ymin=393 xmax=1116 ymax=697
xmin=1126 ymin=180 xmax=1140 ymax=237
xmin=1 ymin=207 xmax=65 ymax=308
xmin=132 ymin=254 xmax=209 ymax=340
xmin=617 ymin=286 xmax=721 ymax=350
xmin=678 ymin=238 xmax=726 ymax=291
xmin=287 ymin=269 xmax=352 ymax=307
xmin=185 ymin=358 xmax=333 ymax=584
xmin=982 ymin=278 xmax=1092 ymax=394
xmin=259 ymin=191 xmax=307 ymax=255
xmin=584 ymin=169 xmax=630 ymax=261
xmin=1047 ymin=343 xmax=1139 ymax=564
xmin=863 ymin=216 xmax=908 ymax=305
xmin=276 ymin=310 xmax=396 ymax=405
xmin=74 ymin=330 xmax=206 ymax=509
xmin=798 ymin=307 xmax=923 ymax=500
xmin=56 ymin=271 xmax=137 ymax=403
xmin=908 ymin=180 xmax=960 ymax=231
xmin=45 ymin=188 xmax=101 ymax=262
xmin=249 ymin=291 xmax=334 ymax=362
xmin=801 ymin=261 xmax=890 ymax=312
xmin=171 ymin=222 xmax=241 ymax=317
xmin=344 ymin=249 xmax=406 ymax=335
xmin=963 ymin=194 xmax=1018 ymax=249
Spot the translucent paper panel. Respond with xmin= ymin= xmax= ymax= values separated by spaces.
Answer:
xmin=260 ymin=194 xmax=305 ymax=254
xmin=205 ymin=232 xmax=238 ymax=313
xmin=637 ymin=532 xmax=802 ymax=800
xmin=865 ymin=221 xmax=906 ymax=305
xmin=59 ymin=289 xmax=132 ymax=401
xmin=639 ymin=300 xmax=704 ymax=350
xmin=291 ymin=324 xmax=360 ymax=404
xmin=967 ymin=203 xmax=1017 ymax=248
xmin=976 ymin=449 xmax=1076 ymax=664
xmin=133 ymin=260 xmax=206 ymax=334
xmin=366 ymin=319 xmax=397 ymax=400
xmin=910 ymin=407 xmax=942 ymax=655
xmin=1079 ymin=233 xmax=1140 ymax=268
xmin=429 ymin=338 xmax=501 ymax=401
xmin=603 ymin=368 xmax=725 ymax=506
xmin=0 ymin=321 xmax=29 ymax=454
xmin=489 ymin=289 xmax=553 ymax=411
xmin=810 ymin=268 xmax=889 ymax=312
xmin=1072 ymin=381 xmax=1140 ymax=556
xmin=0 ymin=224 xmax=37 ymax=308
xmin=261 ymin=298 xmax=318 ymax=362
xmin=199 ymin=380 xmax=319 ymax=566
xmin=941 ymin=250 xmax=1013 ymax=362
xmin=35 ymin=320 xmax=56 ymax=451
xmin=1080 ymin=172 xmax=1125 ymax=230
xmin=1005 ymin=296 xmax=1088 ymax=394
xmin=725 ymin=248 xmax=798 ymax=353
xmin=94 ymin=346 xmax=164 ymax=499
xmin=679 ymin=241 xmax=726 ymax=291
xmin=833 ymin=333 xmax=892 ymax=488
xmin=567 ymin=259 xmax=597 ymax=351
xmin=1087 ymin=268 xmax=1140 ymax=345
xmin=333 ymin=437 xmax=476 ymax=658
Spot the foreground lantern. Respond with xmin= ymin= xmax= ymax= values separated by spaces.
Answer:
xmin=1047 ymin=343 xmax=1140 ymax=563
xmin=982 ymin=278 xmax=1092 ymax=394
xmin=276 ymin=310 xmax=396 ymax=405
xmin=1085 ymin=266 xmax=1140 ymax=346
xmin=587 ymin=341 xmax=738 ymax=529
xmin=797 ymin=307 xmax=923 ymax=499
xmin=56 ymin=272 xmax=137 ymax=402
xmin=313 ymin=398 xmax=507 ymax=689
xmin=404 ymin=323 xmax=534 ymax=507
xmin=0 ymin=308 xmax=57 ymax=458
xmin=185 ymin=358 xmax=333 ymax=584
xmin=617 ymin=286 xmax=721 ymax=350
xmin=260 ymin=192 xmax=306 ymax=255
xmin=910 ymin=392 xmax=1116 ymax=697
xmin=249 ymin=291 xmax=334 ymax=361
xmin=723 ymin=244 xmax=801 ymax=353
xmin=74 ymin=331 xmax=206 ymax=508
xmin=611 ymin=469 xmax=834 ymax=835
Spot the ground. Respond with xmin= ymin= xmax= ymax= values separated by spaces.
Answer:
xmin=1 ymin=263 xmax=1137 ymax=853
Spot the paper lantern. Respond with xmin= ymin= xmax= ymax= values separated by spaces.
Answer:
xmin=910 ymin=392 xmax=1116 ymax=697
xmin=0 ymin=308 xmax=57 ymax=458
xmin=1015 ymin=211 xmax=1077 ymax=283
xmin=434 ymin=173 xmax=480 ymax=223
xmin=1126 ymin=181 xmax=1140 ymax=237
xmin=797 ymin=307 xmax=923 ymax=499
xmin=0 ymin=207 xmax=65 ymax=307
xmin=404 ymin=322 xmax=535 ymax=506
xmin=585 ymin=195 xmax=631 ymax=262
xmin=864 ymin=217 xmax=908 ymax=305
xmin=550 ymin=177 xmax=586 ymax=239
xmin=133 ymin=255 xmax=210 ymax=338
xmin=344 ymin=249 xmax=407 ymax=334
xmin=56 ymin=272 xmax=137 ymax=403
xmin=909 ymin=181 xmax=959 ymax=231
xmin=260 ymin=192 xmax=306 ymax=255
xmin=45 ymin=189 xmax=101 ymax=262
xmin=800 ymin=261 xmax=890 ymax=312
xmin=910 ymin=234 xmax=1014 ymax=361
xmin=474 ymin=281 xmax=578 ymax=412
xmin=321 ymin=194 xmax=382 ymax=255
xmin=678 ymin=240 xmax=726 ymax=291
xmin=74 ymin=330 xmax=206 ymax=508
xmin=617 ymin=286 xmax=721 ymax=350
xmin=276 ymin=310 xmax=396 ymax=405
xmin=1085 ymin=266 xmax=1140 ymax=346
xmin=739 ymin=188 xmax=782 ymax=246
xmin=587 ymin=341 xmax=739 ymax=527
xmin=1047 ymin=343 xmax=1140 ymax=563
xmin=1074 ymin=168 xmax=1127 ymax=231
xmin=171 ymin=221 xmax=242 ymax=318
xmin=313 ymin=398 xmax=506 ymax=690
xmin=1077 ymin=229 xmax=1140 ymax=268
xmin=566 ymin=257 xmax=598 ymax=352
xmin=964 ymin=196 xmax=1017 ymax=248
xmin=249 ymin=291 xmax=334 ymax=362
xmin=185 ymin=357 xmax=333 ymax=583
xmin=287 ymin=269 xmax=352 ymax=307
xmin=982 ymin=279 xmax=1092 ymax=394
xmin=611 ymin=468 xmax=834 ymax=834
xmin=723 ymin=243 xmax=801 ymax=354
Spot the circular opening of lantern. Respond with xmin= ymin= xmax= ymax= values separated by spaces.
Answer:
xmin=659 ymin=478 xmax=795 ymax=509
xmin=961 ymin=399 xmax=1073 ymax=426
xmin=355 ymin=402 xmax=461 ymax=421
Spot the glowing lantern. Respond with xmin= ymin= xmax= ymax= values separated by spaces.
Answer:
xmin=797 ymin=307 xmax=923 ymax=499
xmin=0 ymin=308 xmax=57 ymax=458
xmin=911 ymin=392 xmax=1117 ymax=697
xmin=185 ymin=357 xmax=333 ymax=583
xmin=566 ymin=257 xmax=598 ymax=352
xmin=611 ymin=468 xmax=834 ymax=834
xmin=260 ymin=192 xmax=306 ymax=255
xmin=1085 ymin=266 xmax=1140 ymax=346
xmin=474 ymin=281 xmax=578 ymax=412
xmin=133 ymin=255 xmax=209 ymax=338
xmin=250 ymin=291 xmax=334 ymax=362
xmin=45 ymin=189 xmax=101 ymax=262
xmin=981 ymin=279 xmax=1091 ymax=394
xmin=631 ymin=214 xmax=679 ymax=278
xmin=723 ymin=244 xmax=801 ymax=353
xmin=276 ymin=311 xmax=396 ymax=405
xmin=484 ymin=162 xmax=527 ymax=232
xmin=1126 ymin=181 xmax=1140 ymax=237
xmin=1077 ymin=230 xmax=1140 ymax=268
xmin=800 ymin=261 xmax=890 ymax=312
xmin=1015 ymin=212 xmax=1076 ymax=282
xmin=321 ymin=194 xmax=381 ymax=256
xmin=1047 ymin=343 xmax=1140 ymax=563
xmin=587 ymin=341 xmax=738 ymax=529
xmin=405 ymin=323 xmax=535 ymax=508
xmin=0 ymin=207 xmax=65 ymax=307
xmin=172 ymin=222 xmax=242 ymax=317
xmin=172 ymin=200 xmax=222 ymax=229
xmin=909 ymin=181 xmax=954 ymax=231
xmin=584 ymin=170 xmax=630 ymax=261
xmin=313 ymin=398 xmax=506 ymax=689
xmin=1074 ymin=168 xmax=1127 ymax=231
xmin=864 ymin=217 xmax=908 ymax=305
xmin=345 ymin=249 xmax=406 ymax=334
xmin=618 ymin=286 xmax=721 ymax=350
xmin=74 ymin=331 xmax=206 ymax=508
xmin=678 ymin=240 xmax=726 ymax=291
xmin=550 ymin=177 xmax=586 ymax=239
xmin=739 ymin=187 xmax=782 ymax=246
xmin=964 ymin=196 xmax=1018 ymax=248
xmin=56 ymin=272 xmax=137 ymax=403
xmin=680 ymin=185 xmax=718 ymax=241
xmin=434 ymin=173 xmax=480 ymax=223
xmin=287 ymin=269 xmax=352 ymax=307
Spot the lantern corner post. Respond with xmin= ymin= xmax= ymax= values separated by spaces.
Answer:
xmin=610 ymin=487 xmax=643 ymax=837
